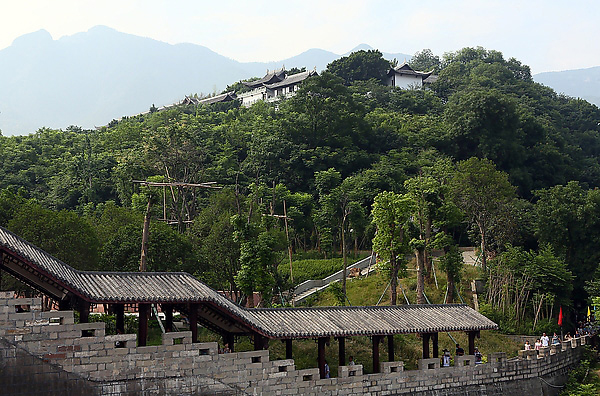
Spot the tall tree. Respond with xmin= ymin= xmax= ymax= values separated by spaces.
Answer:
xmin=314 ymin=169 xmax=364 ymax=298
xmin=371 ymin=191 xmax=413 ymax=305
xmin=450 ymin=158 xmax=516 ymax=271
xmin=405 ymin=174 xmax=440 ymax=286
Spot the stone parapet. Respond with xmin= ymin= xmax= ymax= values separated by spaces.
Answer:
xmin=0 ymin=293 xmax=588 ymax=396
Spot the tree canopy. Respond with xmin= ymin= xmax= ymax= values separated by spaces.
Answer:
xmin=1 ymin=46 xmax=600 ymax=324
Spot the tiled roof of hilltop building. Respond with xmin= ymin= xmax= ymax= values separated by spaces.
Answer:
xmin=243 ymin=69 xmax=286 ymax=88
xmin=198 ymin=92 xmax=238 ymax=105
xmin=264 ymin=70 xmax=317 ymax=89
xmin=388 ymin=62 xmax=433 ymax=78
xmin=0 ymin=225 xmax=497 ymax=339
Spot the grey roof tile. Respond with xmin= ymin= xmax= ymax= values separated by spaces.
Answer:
xmin=0 ymin=225 xmax=497 ymax=339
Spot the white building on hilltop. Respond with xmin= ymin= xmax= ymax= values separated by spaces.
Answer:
xmin=386 ymin=62 xmax=437 ymax=89
xmin=237 ymin=68 xmax=318 ymax=107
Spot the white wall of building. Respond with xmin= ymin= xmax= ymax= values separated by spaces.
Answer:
xmin=387 ymin=73 xmax=424 ymax=89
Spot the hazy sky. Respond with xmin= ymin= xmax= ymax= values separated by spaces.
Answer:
xmin=2 ymin=0 xmax=599 ymax=74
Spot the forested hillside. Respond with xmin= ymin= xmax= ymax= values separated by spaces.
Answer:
xmin=1 ymin=47 xmax=600 ymax=333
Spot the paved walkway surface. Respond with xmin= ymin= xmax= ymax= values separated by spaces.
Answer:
xmin=292 ymin=255 xmax=376 ymax=304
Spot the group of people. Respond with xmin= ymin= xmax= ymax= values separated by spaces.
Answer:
xmin=441 ymin=344 xmax=483 ymax=367
xmin=524 ymin=332 xmax=569 ymax=352
xmin=576 ymin=319 xmax=598 ymax=337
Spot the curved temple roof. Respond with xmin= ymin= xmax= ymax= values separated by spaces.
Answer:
xmin=0 ymin=226 xmax=497 ymax=339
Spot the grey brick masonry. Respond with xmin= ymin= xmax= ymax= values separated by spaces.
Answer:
xmin=0 ymin=292 xmax=584 ymax=395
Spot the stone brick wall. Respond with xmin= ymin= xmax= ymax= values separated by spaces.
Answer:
xmin=0 ymin=292 xmax=585 ymax=395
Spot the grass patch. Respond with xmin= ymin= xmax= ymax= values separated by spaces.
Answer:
xmin=300 ymin=259 xmax=520 ymax=368
xmin=279 ymin=252 xmax=369 ymax=285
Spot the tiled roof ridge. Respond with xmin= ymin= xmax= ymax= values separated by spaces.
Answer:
xmin=1 ymin=225 xmax=498 ymax=339
xmin=250 ymin=303 xmax=468 ymax=312
xmin=0 ymin=225 xmax=81 ymax=278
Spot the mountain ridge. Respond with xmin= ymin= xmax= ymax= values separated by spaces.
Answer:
xmin=533 ymin=66 xmax=600 ymax=107
xmin=1 ymin=26 xmax=597 ymax=136
xmin=0 ymin=26 xmax=412 ymax=136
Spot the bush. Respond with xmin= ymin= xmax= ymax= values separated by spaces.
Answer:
xmin=559 ymin=347 xmax=600 ymax=395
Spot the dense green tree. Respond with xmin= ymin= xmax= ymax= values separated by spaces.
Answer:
xmin=326 ymin=50 xmax=391 ymax=85
xmin=314 ymin=169 xmax=365 ymax=297
xmin=451 ymin=158 xmax=516 ymax=271
xmin=444 ymin=88 xmax=524 ymax=172
xmin=191 ymin=189 xmax=241 ymax=292
xmin=0 ymin=188 xmax=27 ymax=227
xmin=371 ymin=191 xmax=413 ymax=305
xmin=278 ymin=72 xmax=375 ymax=189
xmin=409 ymin=49 xmax=440 ymax=72
xmin=405 ymin=175 xmax=439 ymax=301
xmin=486 ymin=245 xmax=572 ymax=329
xmin=232 ymin=213 xmax=285 ymax=308
xmin=99 ymin=222 xmax=198 ymax=273
xmin=534 ymin=182 xmax=600 ymax=306
xmin=8 ymin=202 xmax=100 ymax=271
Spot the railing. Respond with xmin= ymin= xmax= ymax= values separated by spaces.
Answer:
xmin=293 ymin=254 xmax=376 ymax=302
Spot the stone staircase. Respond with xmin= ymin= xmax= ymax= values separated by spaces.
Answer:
xmin=460 ymin=247 xmax=480 ymax=266
xmin=292 ymin=254 xmax=376 ymax=304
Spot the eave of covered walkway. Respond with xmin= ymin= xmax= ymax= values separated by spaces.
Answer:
xmin=0 ymin=225 xmax=497 ymax=377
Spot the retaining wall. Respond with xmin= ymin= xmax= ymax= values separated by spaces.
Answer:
xmin=0 ymin=292 xmax=584 ymax=395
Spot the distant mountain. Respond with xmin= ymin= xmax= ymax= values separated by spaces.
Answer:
xmin=0 ymin=27 xmax=411 ymax=136
xmin=534 ymin=67 xmax=600 ymax=107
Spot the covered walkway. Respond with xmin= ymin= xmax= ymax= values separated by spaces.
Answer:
xmin=0 ymin=225 xmax=497 ymax=377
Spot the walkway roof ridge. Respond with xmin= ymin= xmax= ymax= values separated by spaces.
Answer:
xmin=249 ymin=303 xmax=468 ymax=312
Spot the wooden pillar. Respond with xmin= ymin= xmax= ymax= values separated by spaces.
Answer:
xmin=318 ymin=337 xmax=327 ymax=379
xmin=58 ymin=299 xmax=70 ymax=311
xmin=422 ymin=333 xmax=430 ymax=359
xmin=254 ymin=333 xmax=268 ymax=350
xmin=188 ymin=304 xmax=198 ymax=343
xmin=138 ymin=303 xmax=150 ymax=346
xmin=286 ymin=339 xmax=293 ymax=359
xmin=373 ymin=335 xmax=381 ymax=373
xmin=79 ymin=301 xmax=90 ymax=323
xmin=468 ymin=331 xmax=479 ymax=355
xmin=388 ymin=335 xmax=394 ymax=362
xmin=163 ymin=304 xmax=173 ymax=333
xmin=432 ymin=333 xmax=439 ymax=358
xmin=115 ymin=304 xmax=125 ymax=334
xmin=338 ymin=337 xmax=346 ymax=367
